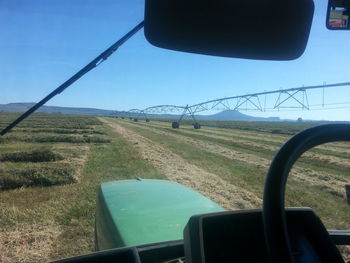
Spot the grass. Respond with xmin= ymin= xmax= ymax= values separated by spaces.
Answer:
xmin=153 ymin=124 xmax=350 ymax=180
xmin=0 ymin=164 xmax=76 ymax=190
xmin=0 ymin=112 xmax=103 ymax=130
xmin=0 ymin=114 xmax=111 ymax=191
xmin=1 ymin=113 xmax=349 ymax=262
xmin=120 ymin=120 xmax=350 ymax=230
xmin=122 ymin=122 xmax=267 ymax=195
xmin=14 ymin=128 xmax=106 ymax=135
xmin=0 ymin=134 xmax=111 ymax=144
xmin=0 ymin=150 xmax=63 ymax=162
xmin=0 ymin=118 xmax=165 ymax=262
xmin=151 ymin=117 xmax=327 ymax=135
xmin=165 ymin=121 xmax=350 ymax=182
xmin=46 ymin=124 xmax=165 ymax=260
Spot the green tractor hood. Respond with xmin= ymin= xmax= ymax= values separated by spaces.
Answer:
xmin=95 ymin=179 xmax=224 ymax=250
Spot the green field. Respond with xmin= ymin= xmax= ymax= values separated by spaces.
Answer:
xmin=0 ymin=113 xmax=349 ymax=262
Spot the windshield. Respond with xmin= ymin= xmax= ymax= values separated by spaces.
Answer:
xmin=0 ymin=0 xmax=349 ymax=262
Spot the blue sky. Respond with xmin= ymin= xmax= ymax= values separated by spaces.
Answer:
xmin=1 ymin=0 xmax=350 ymax=121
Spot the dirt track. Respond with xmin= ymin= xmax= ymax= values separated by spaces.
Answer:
xmin=102 ymin=118 xmax=262 ymax=210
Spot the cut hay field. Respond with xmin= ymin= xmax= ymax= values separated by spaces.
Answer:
xmin=0 ymin=113 xmax=349 ymax=262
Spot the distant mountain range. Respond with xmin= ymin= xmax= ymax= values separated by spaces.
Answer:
xmin=0 ymin=103 xmax=113 ymax=116
xmin=130 ymin=110 xmax=281 ymax=121
xmin=0 ymin=103 xmax=282 ymax=121
xmin=196 ymin=110 xmax=280 ymax=121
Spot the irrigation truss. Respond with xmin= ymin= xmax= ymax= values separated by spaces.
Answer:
xmin=118 ymin=81 xmax=350 ymax=126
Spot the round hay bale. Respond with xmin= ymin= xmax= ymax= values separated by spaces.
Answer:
xmin=146 ymin=119 xmax=150 ymax=122
xmin=134 ymin=118 xmax=138 ymax=122
xmin=172 ymin=122 xmax=180 ymax=129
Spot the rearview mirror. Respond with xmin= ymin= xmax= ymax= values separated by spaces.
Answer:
xmin=327 ymin=0 xmax=350 ymax=29
xmin=144 ymin=0 xmax=314 ymax=60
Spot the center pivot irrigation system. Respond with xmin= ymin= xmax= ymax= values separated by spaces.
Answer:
xmin=118 ymin=81 xmax=350 ymax=129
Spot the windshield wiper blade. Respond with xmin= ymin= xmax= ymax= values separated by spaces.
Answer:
xmin=0 ymin=21 xmax=144 ymax=136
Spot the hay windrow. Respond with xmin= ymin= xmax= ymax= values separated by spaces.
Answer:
xmin=122 ymin=120 xmax=350 ymax=198
xmin=0 ymin=134 xmax=111 ymax=144
xmin=0 ymin=150 xmax=63 ymax=163
xmin=0 ymin=164 xmax=77 ymax=191
xmin=0 ymin=224 xmax=61 ymax=263
xmin=1 ymin=113 xmax=348 ymax=262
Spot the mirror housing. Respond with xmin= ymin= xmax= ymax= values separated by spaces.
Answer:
xmin=326 ymin=0 xmax=350 ymax=29
xmin=144 ymin=0 xmax=314 ymax=60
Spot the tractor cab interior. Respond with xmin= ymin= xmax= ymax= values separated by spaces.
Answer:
xmin=50 ymin=0 xmax=350 ymax=263
xmin=1 ymin=0 xmax=349 ymax=262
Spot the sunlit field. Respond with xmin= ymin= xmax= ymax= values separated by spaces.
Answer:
xmin=1 ymin=113 xmax=349 ymax=262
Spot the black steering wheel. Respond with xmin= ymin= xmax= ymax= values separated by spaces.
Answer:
xmin=263 ymin=124 xmax=350 ymax=263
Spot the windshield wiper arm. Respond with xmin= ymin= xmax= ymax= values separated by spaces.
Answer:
xmin=0 ymin=21 xmax=144 ymax=136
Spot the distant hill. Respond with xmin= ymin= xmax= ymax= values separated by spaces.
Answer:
xmin=1 ymin=103 xmax=281 ymax=121
xmin=197 ymin=110 xmax=280 ymax=121
xmin=117 ymin=110 xmax=280 ymax=122
xmin=0 ymin=103 xmax=115 ymax=116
